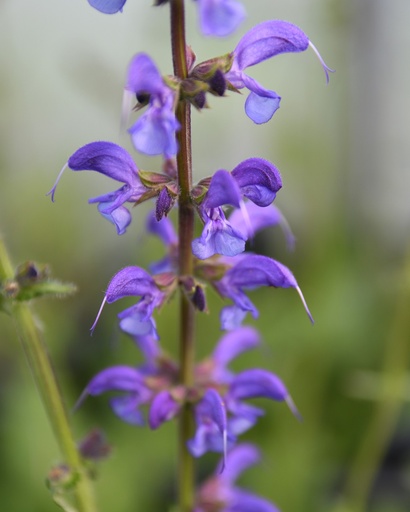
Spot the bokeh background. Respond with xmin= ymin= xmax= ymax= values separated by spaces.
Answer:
xmin=1 ymin=0 xmax=409 ymax=511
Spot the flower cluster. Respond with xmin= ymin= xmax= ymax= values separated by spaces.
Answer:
xmin=52 ymin=3 xmax=332 ymax=511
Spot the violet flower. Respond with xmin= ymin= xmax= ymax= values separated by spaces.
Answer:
xmin=192 ymin=158 xmax=282 ymax=259
xmin=215 ymin=254 xmax=314 ymax=329
xmin=87 ymin=0 xmax=126 ymax=13
xmin=75 ymin=366 xmax=152 ymax=425
xmin=195 ymin=443 xmax=280 ymax=512
xmin=91 ymin=266 xmax=166 ymax=341
xmin=47 ymin=141 xmax=147 ymax=235
xmin=124 ymin=53 xmax=180 ymax=158
xmin=196 ymin=0 xmax=246 ymax=37
xmin=188 ymin=327 xmax=298 ymax=459
xmin=226 ymin=20 xmax=334 ymax=123
xmin=88 ymin=0 xmax=245 ymax=37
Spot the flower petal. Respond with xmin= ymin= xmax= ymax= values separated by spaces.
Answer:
xmin=205 ymin=170 xmax=242 ymax=209
xmin=68 ymin=141 xmax=138 ymax=184
xmin=105 ymin=266 xmax=160 ymax=303
xmin=233 ymin=20 xmax=309 ymax=71
xmin=229 ymin=369 xmax=288 ymax=402
xmin=231 ymin=157 xmax=282 ymax=206
xmin=149 ymin=390 xmax=181 ymax=429
xmin=197 ymin=0 xmax=246 ymax=37
xmin=88 ymin=0 xmax=127 ymax=14
xmin=213 ymin=326 xmax=260 ymax=370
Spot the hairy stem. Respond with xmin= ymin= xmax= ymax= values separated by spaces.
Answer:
xmin=170 ymin=1 xmax=196 ymax=511
xmin=0 ymin=237 xmax=97 ymax=512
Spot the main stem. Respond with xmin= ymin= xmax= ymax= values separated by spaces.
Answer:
xmin=170 ymin=1 xmax=196 ymax=511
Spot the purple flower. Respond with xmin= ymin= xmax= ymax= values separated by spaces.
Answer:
xmin=192 ymin=158 xmax=282 ymax=259
xmin=87 ymin=0 xmax=126 ymax=13
xmin=189 ymin=327 xmax=298 ymax=458
xmin=47 ymin=141 xmax=147 ymax=235
xmin=188 ymin=388 xmax=229 ymax=464
xmin=88 ymin=0 xmax=245 ymax=37
xmin=146 ymin=211 xmax=178 ymax=274
xmin=196 ymin=0 xmax=246 ymax=37
xmin=91 ymin=266 xmax=166 ymax=341
xmin=195 ymin=443 xmax=280 ymax=512
xmin=215 ymin=254 xmax=314 ymax=329
xmin=76 ymin=366 xmax=153 ymax=425
xmin=124 ymin=53 xmax=180 ymax=158
xmin=226 ymin=20 xmax=334 ymax=123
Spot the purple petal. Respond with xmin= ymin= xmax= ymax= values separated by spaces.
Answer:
xmin=188 ymin=389 xmax=228 ymax=463
xmin=229 ymin=489 xmax=281 ymax=512
xmin=105 ymin=266 xmax=159 ymax=303
xmin=149 ymin=390 xmax=181 ymax=429
xmin=228 ymin=203 xmax=281 ymax=237
xmin=233 ymin=20 xmax=309 ymax=71
xmin=225 ymin=254 xmax=298 ymax=290
xmin=220 ymin=305 xmax=248 ymax=331
xmin=83 ymin=366 xmax=144 ymax=395
xmin=126 ymin=53 xmax=165 ymax=96
xmin=97 ymin=201 xmax=132 ymax=235
xmin=128 ymin=108 xmax=179 ymax=158
xmin=88 ymin=0 xmax=126 ymax=14
xmin=68 ymin=141 xmax=138 ymax=184
xmin=205 ymin=170 xmax=242 ymax=209
xmin=118 ymin=304 xmax=159 ymax=340
xmin=192 ymin=219 xmax=246 ymax=260
xmin=197 ymin=0 xmax=246 ymax=37
xmin=213 ymin=327 xmax=260 ymax=370
xmin=217 ymin=443 xmax=260 ymax=483
xmin=110 ymin=394 xmax=145 ymax=425
xmin=229 ymin=369 xmax=288 ymax=402
xmin=232 ymin=158 xmax=282 ymax=206
xmin=244 ymin=91 xmax=281 ymax=124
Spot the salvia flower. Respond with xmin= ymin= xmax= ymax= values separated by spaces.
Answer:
xmin=124 ymin=53 xmax=180 ymax=158
xmin=192 ymin=158 xmax=282 ymax=259
xmin=91 ymin=266 xmax=166 ymax=341
xmin=225 ymin=20 xmax=334 ymax=123
xmin=47 ymin=141 xmax=147 ymax=235
xmin=88 ymin=0 xmax=246 ymax=37
xmin=195 ymin=443 xmax=280 ymax=512
xmin=188 ymin=327 xmax=298 ymax=459
xmin=196 ymin=0 xmax=246 ymax=37
xmin=215 ymin=254 xmax=314 ymax=329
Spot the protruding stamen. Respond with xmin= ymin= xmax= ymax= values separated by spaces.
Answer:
xmin=308 ymin=41 xmax=335 ymax=84
xmin=90 ymin=296 xmax=107 ymax=334
xmin=296 ymin=285 xmax=314 ymax=324
xmin=285 ymin=395 xmax=303 ymax=422
xmin=46 ymin=162 xmax=68 ymax=202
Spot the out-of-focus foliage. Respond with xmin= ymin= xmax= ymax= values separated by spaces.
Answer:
xmin=1 ymin=1 xmax=409 ymax=511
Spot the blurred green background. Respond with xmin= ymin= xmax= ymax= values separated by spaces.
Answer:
xmin=1 ymin=0 xmax=409 ymax=511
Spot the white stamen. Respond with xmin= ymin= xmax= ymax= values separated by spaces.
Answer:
xmin=308 ymin=41 xmax=335 ymax=85
xmin=90 ymin=296 xmax=107 ymax=334
xmin=296 ymin=285 xmax=314 ymax=324
xmin=285 ymin=395 xmax=303 ymax=422
xmin=46 ymin=162 xmax=68 ymax=202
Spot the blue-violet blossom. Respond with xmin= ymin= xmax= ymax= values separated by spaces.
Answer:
xmin=215 ymin=254 xmax=314 ymax=329
xmin=226 ymin=20 xmax=334 ymax=123
xmin=192 ymin=157 xmax=282 ymax=259
xmin=47 ymin=141 xmax=147 ymax=235
xmin=91 ymin=266 xmax=166 ymax=341
xmin=123 ymin=53 xmax=180 ymax=158
xmin=195 ymin=443 xmax=280 ymax=512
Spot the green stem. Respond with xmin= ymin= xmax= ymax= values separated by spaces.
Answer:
xmin=333 ymin=246 xmax=410 ymax=512
xmin=170 ymin=1 xmax=196 ymax=511
xmin=0 ymin=237 xmax=97 ymax=512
